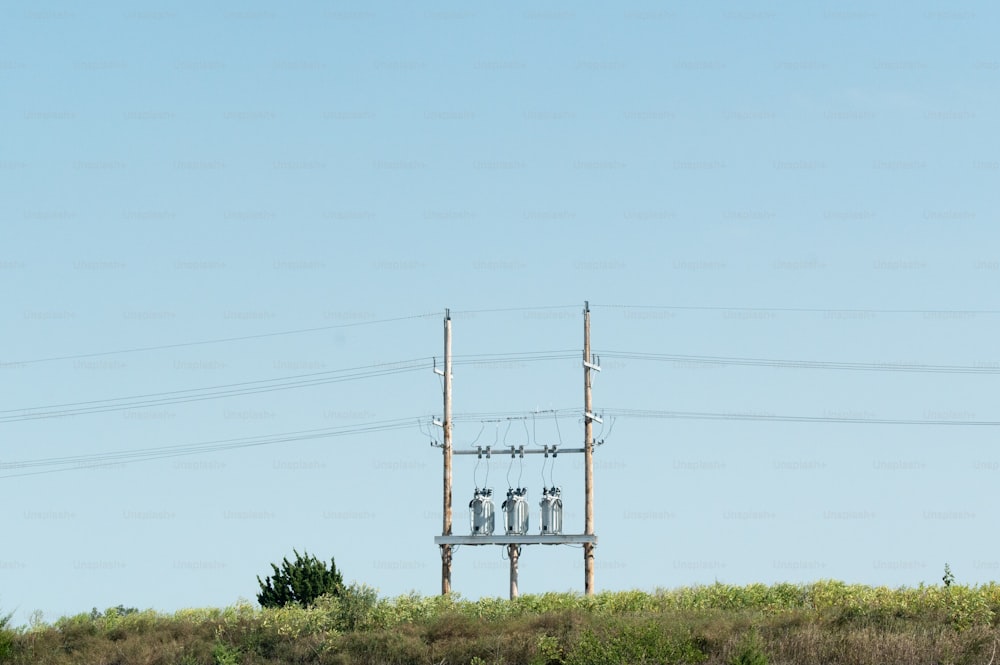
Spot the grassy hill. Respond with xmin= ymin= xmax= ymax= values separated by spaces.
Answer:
xmin=3 ymin=581 xmax=1000 ymax=664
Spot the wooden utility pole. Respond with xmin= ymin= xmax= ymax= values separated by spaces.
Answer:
xmin=583 ymin=301 xmax=595 ymax=595
xmin=508 ymin=544 xmax=520 ymax=599
xmin=441 ymin=309 xmax=453 ymax=594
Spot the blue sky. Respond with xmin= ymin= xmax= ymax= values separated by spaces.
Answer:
xmin=2 ymin=1 xmax=998 ymax=626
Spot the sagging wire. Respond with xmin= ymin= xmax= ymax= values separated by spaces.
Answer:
xmin=484 ymin=422 xmax=498 ymax=487
xmin=548 ymin=444 xmax=556 ymax=488
xmin=503 ymin=419 xmax=526 ymax=489
xmin=506 ymin=447 xmax=515 ymax=488
xmin=473 ymin=422 xmax=498 ymax=489
xmin=418 ymin=418 xmax=437 ymax=447
xmin=599 ymin=416 xmax=617 ymax=446
xmin=502 ymin=419 xmax=513 ymax=447
xmin=533 ymin=411 xmax=548 ymax=486
xmin=474 ymin=451 xmax=492 ymax=489
xmin=540 ymin=447 xmax=548 ymax=488
xmin=469 ymin=422 xmax=486 ymax=447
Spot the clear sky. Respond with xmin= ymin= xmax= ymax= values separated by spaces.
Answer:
xmin=2 ymin=1 xmax=998 ymax=626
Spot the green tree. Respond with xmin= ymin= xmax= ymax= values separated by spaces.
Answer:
xmin=256 ymin=549 xmax=345 ymax=608
xmin=943 ymin=563 xmax=955 ymax=588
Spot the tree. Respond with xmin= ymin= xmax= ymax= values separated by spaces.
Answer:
xmin=943 ymin=563 xmax=955 ymax=588
xmin=256 ymin=549 xmax=345 ymax=608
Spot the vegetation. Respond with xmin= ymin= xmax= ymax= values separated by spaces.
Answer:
xmin=3 ymin=582 xmax=1000 ymax=664
xmin=257 ymin=549 xmax=345 ymax=609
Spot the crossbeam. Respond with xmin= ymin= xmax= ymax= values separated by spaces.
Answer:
xmin=452 ymin=445 xmax=586 ymax=456
xmin=434 ymin=534 xmax=597 ymax=546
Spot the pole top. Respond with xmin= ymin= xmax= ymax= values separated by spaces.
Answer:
xmin=584 ymin=300 xmax=589 ymax=313
xmin=445 ymin=308 xmax=451 ymax=320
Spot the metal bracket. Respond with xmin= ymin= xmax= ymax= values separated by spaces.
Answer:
xmin=585 ymin=411 xmax=603 ymax=424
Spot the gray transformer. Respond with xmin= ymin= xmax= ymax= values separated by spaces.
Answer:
xmin=470 ymin=488 xmax=495 ymax=535
xmin=540 ymin=486 xmax=563 ymax=534
xmin=502 ymin=487 xmax=530 ymax=535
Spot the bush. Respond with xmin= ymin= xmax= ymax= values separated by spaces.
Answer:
xmin=728 ymin=628 xmax=769 ymax=665
xmin=257 ymin=549 xmax=345 ymax=609
xmin=316 ymin=583 xmax=379 ymax=631
xmin=566 ymin=619 xmax=707 ymax=665
xmin=0 ymin=610 xmax=13 ymax=660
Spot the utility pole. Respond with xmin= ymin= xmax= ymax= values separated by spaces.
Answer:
xmin=583 ymin=301 xmax=596 ymax=595
xmin=433 ymin=304 xmax=599 ymax=597
xmin=441 ymin=309 xmax=453 ymax=595
xmin=508 ymin=544 xmax=519 ymax=599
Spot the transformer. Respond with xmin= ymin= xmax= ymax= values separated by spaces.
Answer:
xmin=539 ymin=486 xmax=563 ymax=534
xmin=469 ymin=488 xmax=495 ymax=535
xmin=502 ymin=487 xmax=529 ymax=535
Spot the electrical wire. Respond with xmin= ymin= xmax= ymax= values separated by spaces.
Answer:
xmin=451 ymin=409 xmax=580 ymax=424
xmin=451 ymin=350 xmax=579 ymax=367
xmin=8 ymin=312 xmax=441 ymax=365
xmin=547 ymin=449 xmax=555 ymax=488
xmin=0 ymin=416 xmax=422 ymax=479
xmin=594 ymin=304 xmax=1000 ymax=315
xmin=599 ymin=350 xmax=1000 ymax=375
xmin=450 ymin=305 xmax=579 ymax=316
xmin=553 ymin=410 xmax=564 ymax=446
xmin=6 ymin=405 xmax=1000 ymax=481
xmin=2 ymin=351 xmax=578 ymax=424
xmin=11 ymin=299 xmax=996 ymax=370
xmin=0 ymin=361 xmax=432 ymax=423
xmin=606 ymin=407 xmax=1000 ymax=426
xmin=601 ymin=416 xmax=618 ymax=444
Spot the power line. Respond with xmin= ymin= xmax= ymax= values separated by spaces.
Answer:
xmin=0 ymin=417 xmax=423 ymax=479
xmin=1 ymin=352 xmax=580 ymax=423
xmin=607 ymin=407 xmax=1000 ymax=426
xmin=5 ymin=345 xmax=990 ymax=425
xmin=0 ymin=362 xmax=432 ymax=423
xmin=6 ymin=406 xmax=1000 ymax=480
xmin=452 ymin=351 xmax=579 ymax=366
xmin=450 ymin=305 xmax=579 ymax=316
xmin=10 ymin=302 xmax=997 ymax=367
xmin=593 ymin=304 xmax=1000 ymax=315
xmin=600 ymin=351 xmax=1000 ymax=374
xmin=5 ymin=312 xmax=440 ymax=366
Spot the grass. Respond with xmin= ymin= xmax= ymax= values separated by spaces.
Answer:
xmin=2 ymin=582 xmax=1000 ymax=664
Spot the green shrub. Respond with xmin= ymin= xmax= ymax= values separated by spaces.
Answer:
xmin=257 ymin=549 xmax=345 ymax=609
xmin=212 ymin=641 xmax=241 ymax=665
xmin=311 ymin=583 xmax=381 ymax=632
xmin=0 ymin=616 xmax=13 ymax=661
xmin=566 ymin=620 xmax=707 ymax=665
xmin=532 ymin=633 xmax=566 ymax=665
xmin=728 ymin=628 xmax=768 ymax=665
